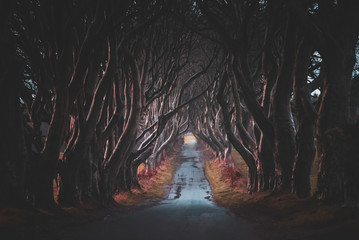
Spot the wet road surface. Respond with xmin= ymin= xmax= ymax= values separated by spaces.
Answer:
xmin=58 ymin=142 xmax=260 ymax=240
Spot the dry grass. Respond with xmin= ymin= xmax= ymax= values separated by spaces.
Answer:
xmin=204 ymin=146 xmax=359 ymax=232
xmin=113 ymin=148 xmax=178 ymax=206
xmin=205 ymin=157 xmax=249 ymax=208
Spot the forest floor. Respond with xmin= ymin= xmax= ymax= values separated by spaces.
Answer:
xmin=203 ymin=145 xmax=359 ymax=240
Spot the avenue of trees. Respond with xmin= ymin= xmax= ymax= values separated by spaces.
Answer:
xmin=1 ymin=0 xmax=358 ymax=209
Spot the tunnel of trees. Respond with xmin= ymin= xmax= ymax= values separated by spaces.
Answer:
xmin=0 ymin=0 xmax=359 ymax=209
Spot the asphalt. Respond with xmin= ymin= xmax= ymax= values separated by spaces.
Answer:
xmin=57 ymin=141 xmax=260 ymax=240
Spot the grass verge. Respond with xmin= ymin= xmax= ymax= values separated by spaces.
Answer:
xmin=113 ymin=147 xmax=179 ymax=206
xmin=203 ymin=145 xmax=359 ymax=239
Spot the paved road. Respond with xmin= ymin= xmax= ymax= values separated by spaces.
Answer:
xmin=58 ymin=142 xmax=260 ymax=240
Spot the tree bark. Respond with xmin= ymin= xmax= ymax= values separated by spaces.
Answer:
xmin=271 ymin=13 xmax=296 ymax=191
xmin=316 ymin=44 xmax=357 ymax=202
xmin=258 ymin=137 xmax=275 ymax=190
xmin=257 ymin=24 xmax=277 ymax=191
xmin=292 ymin=40 xmax=316 ymax=198
xmin=36 ymin=87 xmax=69 ymax=208
xmin=104 ymin=50 xmax=142 ymax=196
xmin=217 ymin=74 xmax=258 ymax=192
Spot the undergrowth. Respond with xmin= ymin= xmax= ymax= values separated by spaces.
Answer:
xmin=113 ymin=148 xmax=178 ymax=206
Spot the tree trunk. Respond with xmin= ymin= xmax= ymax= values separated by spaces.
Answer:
xmin=217 ymin=75 xmax=258 ymax=192
xmin=130 ymin=148 xmax=153 ymax=189
xmin=292 ymin=40 xmax=316 ymax=198
xmin=257 ymin=24 xmax=277 ymax=191
xmin=59 ymin=46 xmax=113 ymax=206
xmin=104 ymin=51 xmax=142 ymax=196
xmin=36 ymin=87 xmax=69 ymax=208
xmin=316 ymin=44 xmax=356 ymax=202
xmin=271 ymin=14 xmax=296 ymax=191
xmin=258 ymin=137 xmax=275 ymax=190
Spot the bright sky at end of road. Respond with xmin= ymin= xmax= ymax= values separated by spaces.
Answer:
xmin=184 ymin=133 xmax=197 ymax=145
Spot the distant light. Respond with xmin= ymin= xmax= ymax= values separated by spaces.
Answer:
xmin=184 ymin=134 xmax=197 ymax=145
xmin=188 ymin=139 xmax=197 ymax=144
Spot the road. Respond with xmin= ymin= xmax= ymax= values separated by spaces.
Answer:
xmin=58 ymin=141 xmax=260 ymax=240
